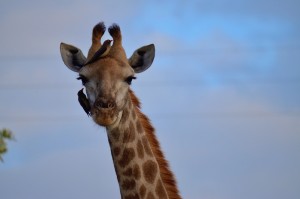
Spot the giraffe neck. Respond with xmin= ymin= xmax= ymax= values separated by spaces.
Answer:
xmin=106 ymin=91 xmax=170 ymax=199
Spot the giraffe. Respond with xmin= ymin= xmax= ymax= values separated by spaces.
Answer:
xmin=60 ymin=22 xmax=181 ymax=199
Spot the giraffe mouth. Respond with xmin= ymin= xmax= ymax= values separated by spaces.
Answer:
xmin=91 ymin=107 xmax=119 ymax=126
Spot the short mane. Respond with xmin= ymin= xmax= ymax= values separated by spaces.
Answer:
xmin=129 ymin=89 xmax=181 ymax=199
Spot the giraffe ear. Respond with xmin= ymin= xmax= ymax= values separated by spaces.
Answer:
xmin=128 ymin=44 xmax=155 ymax=73
xmin=60 ymin=43 xmax=87 ymax=72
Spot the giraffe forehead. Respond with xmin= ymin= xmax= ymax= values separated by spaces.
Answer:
xmin=80 ymin=57 xmax=133 ymax=79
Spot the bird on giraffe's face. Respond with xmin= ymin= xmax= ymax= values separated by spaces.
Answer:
xmin=77 ymin=88 xmax=91 ymax=116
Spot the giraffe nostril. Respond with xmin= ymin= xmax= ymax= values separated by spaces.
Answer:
xmin=95 ymin=99 xmax=115 ymax=109
xmin=108 ymin=103 xmax=114 ymax=108
xmin=100 ymin=102 xmax=106 ymax=108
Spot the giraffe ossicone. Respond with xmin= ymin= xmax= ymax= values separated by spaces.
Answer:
xmin=60 ymin=22 xmax=181 ymax=199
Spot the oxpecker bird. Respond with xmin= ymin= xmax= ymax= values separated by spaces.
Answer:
xmin=84 ymin=39 xmax=112 ymax=66
xmin=77 ymin=88 xmax=91 ymax=116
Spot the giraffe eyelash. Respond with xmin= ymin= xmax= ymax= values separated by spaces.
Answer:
xmin=125 ymin=76 xmax=136 ymax=85
xmin=77 ymin=75 xmax=88 ymax=85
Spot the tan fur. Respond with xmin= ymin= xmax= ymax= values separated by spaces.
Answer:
xmin=129 ymin=90 xmax=181 ymax=199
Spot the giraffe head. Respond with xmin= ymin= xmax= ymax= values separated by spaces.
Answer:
xmin=60 ymin=22 xmax=155 ymax=126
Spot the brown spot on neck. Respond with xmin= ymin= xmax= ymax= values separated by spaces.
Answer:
xmin=137 ymin=140 xmax=145 ymax=159
xmin=121 ymin=165 xmax=140 ymax=180
xmin=118 ymin=147 xmax=135 ymax=168
xmin=133 ymin=164 xmax=141 ymax=180
xmin=113 ymin=147 xmax=121 ymax=157
xmin=123 ymin=167 xmax=133 ymax=177
xmin=139 ymin=185 xmax=146 ymax=198
xmin=142 ymin=160 xmax=158 ymax=184
xmin=121 ymin=179 xmax=136 ymax=191
xmin=110 ymin=129 xmax=121 ymax=142
xmin=123 ymin=124 xmax=136 ymax=143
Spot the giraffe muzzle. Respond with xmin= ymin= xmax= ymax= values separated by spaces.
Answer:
xmin=92 ymin=98 xmax=119 ymax=127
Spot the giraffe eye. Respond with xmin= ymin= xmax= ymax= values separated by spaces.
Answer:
xmin=77 ymin=75 xmax=88 ymax=85
xmin=125 ymin=76 xmax=136 ymax=85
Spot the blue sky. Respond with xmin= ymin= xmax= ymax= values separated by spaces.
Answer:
xmin=1 ymin=0 xmax=300 ymax=199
